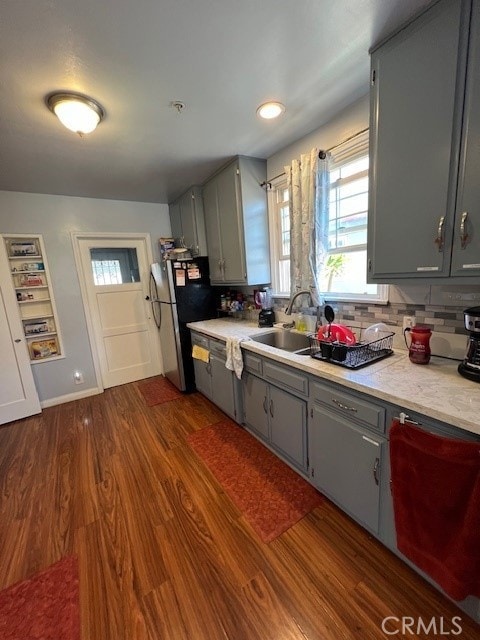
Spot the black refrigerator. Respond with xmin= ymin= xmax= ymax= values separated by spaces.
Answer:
xmin=149 ymin=257 xmax=217 ymax=392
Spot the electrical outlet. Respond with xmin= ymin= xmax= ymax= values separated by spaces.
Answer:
xmin=402 ymin=316 xmax=415 ymax=332
xmin=73 ymin=370 xmax=84 ymax=384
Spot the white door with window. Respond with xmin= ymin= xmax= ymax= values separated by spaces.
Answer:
xmin=74 ymin=234 xmax=161 ymax=389
xmin=0 ymin=241 xmax=41 ymax=424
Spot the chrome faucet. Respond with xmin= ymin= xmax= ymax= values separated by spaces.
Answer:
xmin=285 ymin=290 xmax=313 ymax=315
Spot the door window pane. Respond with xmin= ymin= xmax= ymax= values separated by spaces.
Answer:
xmin=90 ymin=248 xmax=140 ymax=285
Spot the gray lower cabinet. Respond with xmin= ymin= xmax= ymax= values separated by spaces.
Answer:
xmin=243 ymin=371 xmax=269 ymax=439
xmin=308 ymin=403 xmax=384 ymax=534
xmin=193 ymin=358 xmax=210 ymax=397
xmin=191 ymin=333 xmax=237 ymax=421
xmin=242 ymin=370 xmax=307 ymax=472
xmin=308 ymin=380 xmax=386 ymax=534
xmin=210 ymin=352 xmax=236 ymax=420
xmin=368 ymin=0 xmax=476 ymax=282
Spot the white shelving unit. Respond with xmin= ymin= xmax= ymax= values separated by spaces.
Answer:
xmin=4 ymin=234 xmax=64 ymax=363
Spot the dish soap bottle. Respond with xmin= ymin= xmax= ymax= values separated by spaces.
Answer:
xmin=296 ymin=313 xmax=306 ymax=332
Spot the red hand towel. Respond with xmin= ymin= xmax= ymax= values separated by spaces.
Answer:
xmin=390 ymin=420 xmax=480 ymax=601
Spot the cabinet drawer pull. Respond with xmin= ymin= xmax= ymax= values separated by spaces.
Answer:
xmin=460 ymin=211 xmax=469 ymax=249
xmin=434 ymin=215 xmax=445 ymax=252
xmin=269 ymin=399 xmax=274 ymax=418
xmin=373 ymin=457 xmax=380 ymax=485
xmin=332 ymin=398 xmax=357 ymax=412
xmin=263 ymin=396 xmax=268 ymax=414
xmin=362 ymin=435 xmax=379 ymax=447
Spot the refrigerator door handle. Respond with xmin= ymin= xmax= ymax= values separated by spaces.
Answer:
xmin=149 ymin=272 xmax=162 ymax=328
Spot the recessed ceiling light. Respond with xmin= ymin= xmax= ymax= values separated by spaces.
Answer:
xmin=46 ymin=92 xmax=105 ymax=135
xmin=256 ymin=101 xmax=285 ymax=120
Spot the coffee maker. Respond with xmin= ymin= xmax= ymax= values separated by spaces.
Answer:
xmin=458 ymin=306 xmax=480 ymax=382
xmin=255 ymin=288 xmax=275 ymax=328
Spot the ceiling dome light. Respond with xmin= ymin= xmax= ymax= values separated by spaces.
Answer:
xmin=256 ymin=101 xmax=285 ymax=120
xmin=46 ymin=92 xmax=105 ymax=135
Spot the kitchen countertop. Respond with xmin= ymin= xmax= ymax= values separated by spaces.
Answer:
xmin=188 ymin=318 xmax=480 ymax=437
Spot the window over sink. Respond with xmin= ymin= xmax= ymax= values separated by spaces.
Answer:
xmin=268 ymin=130 xmax=388 ymax=303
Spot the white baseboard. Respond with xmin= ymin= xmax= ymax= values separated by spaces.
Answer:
xmin=40 ymin=387 xmax=102 ymax=408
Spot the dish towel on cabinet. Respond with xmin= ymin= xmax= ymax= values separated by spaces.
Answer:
xmin=192 ymin=345 xmax=210 ymax=363
xmin=225 ymin=337 xmax=250 ymax=379
xmin=390 ymin=419 xmax=480 ymax=601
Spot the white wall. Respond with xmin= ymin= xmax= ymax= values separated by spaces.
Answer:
xmin=0 ymin=190 xmax=170 ymax=403
xmin=267 ymin=94 xmax=369 ymax=180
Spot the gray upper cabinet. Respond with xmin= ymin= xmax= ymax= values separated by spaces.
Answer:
xmin=202 ymin=156 xmax=270 ymax=286
xmin=169 ymin=186 xmax=208 ymax=256
xmin=169 ymin=200 xmax=183 ymax=243
xmin=368 ymin=0 xmax=475 ymax=282
xmin=451 ymin=1 xmax=480 ymax=275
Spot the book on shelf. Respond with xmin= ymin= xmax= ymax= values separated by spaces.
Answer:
xmin=29 ymin=338 xmax=59 ymax=360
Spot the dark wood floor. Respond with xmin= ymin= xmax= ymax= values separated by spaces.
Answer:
xmin=0 ymin=382 xmax=478 ymax=639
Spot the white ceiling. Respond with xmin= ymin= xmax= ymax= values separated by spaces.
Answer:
xmin=0 ymin=0 xmax=431 ymax=204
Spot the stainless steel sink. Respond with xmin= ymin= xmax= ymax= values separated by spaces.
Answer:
xmin=252 ymin=330 xmax=311 ymax=354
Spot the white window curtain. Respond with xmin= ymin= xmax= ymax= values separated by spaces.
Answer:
xmin=285 ymin=148 xmax=330 ymax=306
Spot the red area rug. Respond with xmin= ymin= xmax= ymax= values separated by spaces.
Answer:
xmin=188 ymin=420 xmax=323 ymax=543
xmin=0 ymin=555 xmax=80 ymax=640
xmin=138 ymin=375 xmax=182 ymax=406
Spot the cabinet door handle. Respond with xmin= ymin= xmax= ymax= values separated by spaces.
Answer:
xmin=269 ymin=399 xmax=274 ymax=418
xmin=332 ymin=398 xmax=357 ymax=412
xmin=434 ymin=215 xmax=445 ymax=252
xmin=206 ymin=363 xmax=211 ymax=375
xmin=262 ymin=396 xmax=268 ymax=414
xmin=373 ymin=457 xmax=380 ymax=486
xmin=460 ymin=211 xmax=469 ymax=249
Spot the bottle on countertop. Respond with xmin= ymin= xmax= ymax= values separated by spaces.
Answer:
xmin=296 ymin=313 xmax=307 ymax=332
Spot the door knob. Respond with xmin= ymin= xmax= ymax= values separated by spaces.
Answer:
xmin=145 ymin=295 xmax=150 ymax=300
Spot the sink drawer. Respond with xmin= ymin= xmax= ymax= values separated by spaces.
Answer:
xmin=209 ymin=338 xmax=226 ymax=357
xmin=264 ymin=361 xmax=308 ymax=396
xmin=244 ymin=352 xmax=263 ymax=375
xmin=191 ymin=332 xmax=209 ymax=350
xmin=311 ymin=381 xmax=385 ymax=432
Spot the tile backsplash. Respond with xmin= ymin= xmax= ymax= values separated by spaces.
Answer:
xmin=271 ymin=284 xmax=479 ymax=361
xmin=327 ymin=301 xmax=466 ymax=335
xmin=239 ymin=283 xmax=478 ymax=360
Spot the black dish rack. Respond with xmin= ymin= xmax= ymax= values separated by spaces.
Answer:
xmin=309 ymin=329 xmax=394 ymax=369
